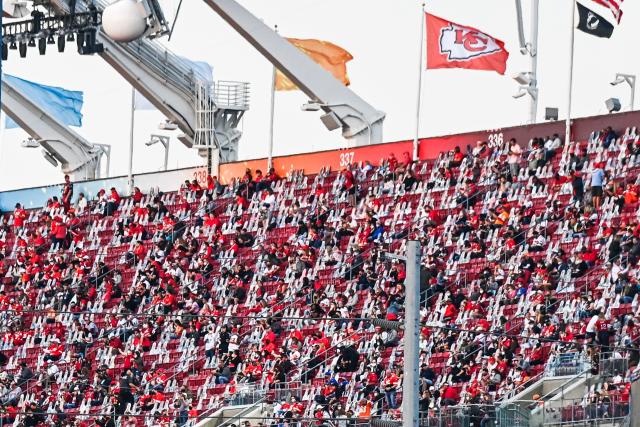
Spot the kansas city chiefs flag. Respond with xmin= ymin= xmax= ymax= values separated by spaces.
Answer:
xmin=426 ymin=13 xmax=509 ymax=75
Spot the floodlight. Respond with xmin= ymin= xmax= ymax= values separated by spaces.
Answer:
xmin=21 ymin=138 xmax=40 ymax=148
xmin=42 ymin=150 xmax=59 ymax=167
xmin=513 ymin=72 xmax=534 ymax=86
xmin=301 ymin=102 xmax=322 ymax=112
xmin=158 ymin=120 xmax=178 ymax=131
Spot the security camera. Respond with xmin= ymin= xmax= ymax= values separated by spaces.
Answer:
xmin=610 ymin=77 xmax=626 ymax=86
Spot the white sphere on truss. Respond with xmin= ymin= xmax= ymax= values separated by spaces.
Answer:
xmin=101 ymin=0 xmax=147 ymax=42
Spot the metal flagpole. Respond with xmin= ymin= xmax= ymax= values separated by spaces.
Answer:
xmin=529 ymin=0 xmax=539 ymax=124
xmin=413 ymin=3 xmax=426 ymax=161
xmin=128 ymin=86 xmax=135 ymax=195
xmin=565 ymin=0 xmax=577 ymax=145
xmin=268 ymin=25 xmax=278 ymax=170
xmin=403 ymin=240 xmax=421 ymax=427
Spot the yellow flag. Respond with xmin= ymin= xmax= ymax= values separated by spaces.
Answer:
xmin=275 ymin=38 xmax=354 ymax=91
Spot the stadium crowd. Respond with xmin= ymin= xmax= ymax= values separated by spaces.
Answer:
xmin=0 ymin=125 xmax=638 ymax=426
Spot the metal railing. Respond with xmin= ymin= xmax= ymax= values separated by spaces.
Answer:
xmin=496 ymin=403 xmax=530 ymax=426
xmin=224 ymin=385 xmax=266 ymax=407
xmin=213 ymin=81 xmax=251 ymax=111
xmin=542 ymin=396 xmax=630 ymax=426
xmin=418 ymin=404 xmax=529 ymax=427
xmin=599 ymin=353 xmax=629 ymax=378
xmin=546 ymin=352 xmax=590 ymax=377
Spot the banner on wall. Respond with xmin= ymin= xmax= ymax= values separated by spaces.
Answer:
xmin=219 ymin=110 xmax=640 ymax=184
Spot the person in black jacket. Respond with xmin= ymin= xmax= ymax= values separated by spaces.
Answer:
xmin=571 ymin=170 xmax=584 ymax=204
xmin=335 ymin=345 xmax=359 ymax=372
xmin=23 ymin=402 xmax=45 ymax=427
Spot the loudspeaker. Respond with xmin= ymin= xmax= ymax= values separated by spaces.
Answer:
xmin=606 ymin=98 xmax=621 ymax=113
xmin=545 ymin=107 xmax=559 ymax=121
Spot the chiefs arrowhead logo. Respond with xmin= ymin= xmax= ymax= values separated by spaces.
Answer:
xmin=439 ymin=24 xmax=501 ymax=61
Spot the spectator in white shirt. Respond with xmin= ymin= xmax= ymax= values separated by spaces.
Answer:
xmin=507 ymin=139 xmax=522 ymax=179
xmin=76 ymin=193 xmax=88 ymax=213
xmin=544 ymin=134 xmax=562 ymax=160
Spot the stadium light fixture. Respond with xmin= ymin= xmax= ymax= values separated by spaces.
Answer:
xmin=512 ymin=72 xmax=538 ymax=124
xmin=38 ymin=37 xmax=47 ymax=55
xmin=610 ymin=73 xmax=636 ymax=111
xmin=57 ymin=34 xmax=66 ymax=53
xmin=145 ymin=134 xmax=170 ymax=171
xmin=513 ymin=86 xmax=537 ymax=100
xmin=513 ymin=72 xmax=534 ymax=86
xmin=158 ymin=120 xmax=178 ymax=131
xmin=301 ymin=102 xmax=322 ymax=112
xmin=21 ymin=138 xmax=40 ymax=148
xmin=42 ymin=150 xmax=59 ymax=167
xmin=302 ymin=101 xmax=372 ymax=145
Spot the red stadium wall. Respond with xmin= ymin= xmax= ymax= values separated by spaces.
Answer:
xmin=218 ymin=110 xmax=640 ymax=183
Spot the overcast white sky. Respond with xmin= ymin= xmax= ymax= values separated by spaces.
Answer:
xmin=0 ymin=0 xmax=638 ymax=191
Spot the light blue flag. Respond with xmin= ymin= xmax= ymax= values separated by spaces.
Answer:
xmin=4 ymin=75 xmax=83 ymax=129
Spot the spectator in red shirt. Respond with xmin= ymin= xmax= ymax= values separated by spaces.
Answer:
xmin=43 ymin=338 xmax=64 ymax=362
xmin=104 ymin=187 xmax=121 ymax=216
xmin=383 ymin=368 xmax=401 ymax=409
xmin=61 ymin=174 xmax=73 ymax=211
xmin=51 ymin=218 xmax=68 ymax=248
xmin=450 ymin=146 xmax=465 ymax=167
xmin=441 ymin=384 xmax=460 ymax=406
xmin=387 ymin=153 xmax=398 ymax=173
xmin=13 ymin=203 xmax=28 ymax=231
xmin=132 ymin=187 xmax=144 ymax=203
xmin=342 ymin=167 xmax=357 ymax=206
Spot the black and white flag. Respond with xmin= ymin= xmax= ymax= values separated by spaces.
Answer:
xmin=577 ymin=2 xmax=614 ymax=38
